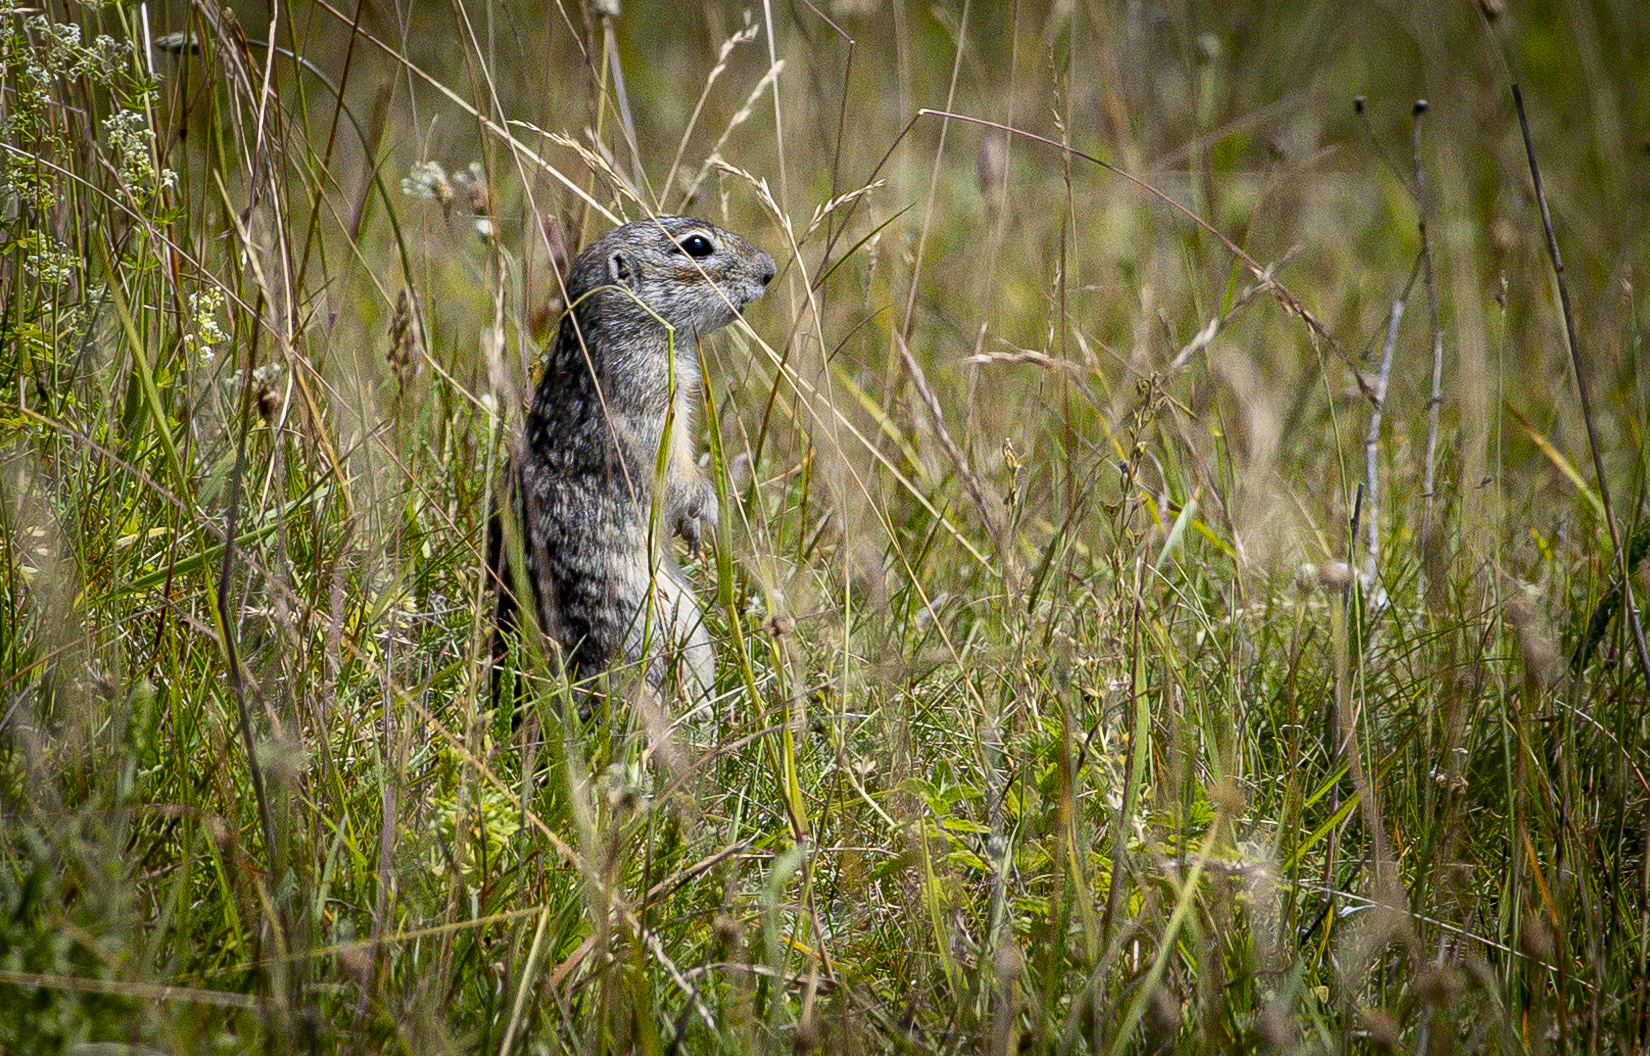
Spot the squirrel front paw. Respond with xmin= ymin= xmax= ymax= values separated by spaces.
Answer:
xmin=673 ymin=477 xmax=719 ymax=557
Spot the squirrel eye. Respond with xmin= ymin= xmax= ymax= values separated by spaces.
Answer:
xmin=678 ymin=234 xmax=715 ymax=258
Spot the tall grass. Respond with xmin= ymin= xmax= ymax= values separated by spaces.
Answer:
xmin=1 ymin=0 xmax=1646 ymax=1053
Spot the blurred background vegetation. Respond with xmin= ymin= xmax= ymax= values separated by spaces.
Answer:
xmin=1 ymin=0 xmax=1646 ymax=1052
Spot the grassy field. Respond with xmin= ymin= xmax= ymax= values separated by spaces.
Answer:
xmin=2 ymin=0 xmax=1648 ymax=1052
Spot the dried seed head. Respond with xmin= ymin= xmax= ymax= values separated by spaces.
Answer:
xmin=387 ymin=288 xmax=418 ymax=382
xmin=255 ymin=378 xmax=281 ymax=420
xmin=994 ymin=943 xmax=1023 ymax=985
xmin=1209 ymin=777 xmax=1246 ymax=816
xmin=1148 ymin=985 xmax=1181 ymax=1035
xmin=713 ymin=912 xmax=742 ymax=948
xmin=252 ymin=363 xmax=284 ymax=420
xmin=976 ymin=132 xmax=1008 ymax=202
xmin=1256 ymin=999 xmax=1293 ymax=1050
xmin=1362 ymin=1008 xmax=1401 ymax=1052
xmin=791 ymin=1018 xmax=820 ymax=1053
xmin=467 ymin=181 xmax=492 ymax=219
xmin=1506 ymin=593 xmax=1559 ymax=688
xmin=1319 ymin=561 xmax=1355 ymax=591
xmin=1520 ymin=912 xmax=1555 ymax=962
xmin=402 ymin=160 xmax=455 ymax=215
xmin=1415 ymin=965 xmax=1462 ymax=1007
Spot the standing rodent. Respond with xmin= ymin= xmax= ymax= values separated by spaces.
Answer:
xmin=489 ymin=215 xmax=776 ymax=699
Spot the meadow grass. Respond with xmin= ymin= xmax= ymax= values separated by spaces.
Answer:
xmin=1 ymin=1 xmax=1647 ymax=1052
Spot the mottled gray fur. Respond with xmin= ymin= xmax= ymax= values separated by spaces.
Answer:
xmin=490 ymin=216 xmax=775 ymax=697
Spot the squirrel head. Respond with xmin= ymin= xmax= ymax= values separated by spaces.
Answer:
xmin=566 ymin=215 xmax=776 ymax=337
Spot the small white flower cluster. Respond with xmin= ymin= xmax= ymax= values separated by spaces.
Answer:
xmin=185 ymin=288 xmax=228 ymax=364
xmin=401 ymin=159 xmax=454 ymax=207
xmin=400 ymin=160 xmax=494 ymax=238
xmin=103 ymin=108 xmax=178 ymax=203
xmin=18 ymin=232 xmax=76 ymax=286
xmin=18 ymin=17 xmax=127 ymax=85
xmin=1 ymin=17 xmax=126 ymax=209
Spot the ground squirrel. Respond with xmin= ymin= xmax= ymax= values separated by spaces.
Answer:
xmin=489 ymin=215 xmax=775 ymax=700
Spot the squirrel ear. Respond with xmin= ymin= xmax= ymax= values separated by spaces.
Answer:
xmin=607 ymin=250 xmax=633 ymax=287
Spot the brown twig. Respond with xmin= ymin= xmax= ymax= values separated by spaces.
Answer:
xmin=1513 ymin=85 xmax=1650 ymax=689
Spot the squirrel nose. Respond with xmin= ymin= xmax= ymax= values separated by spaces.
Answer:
xmin=759 ymin=255 xmax=776 ymax=287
